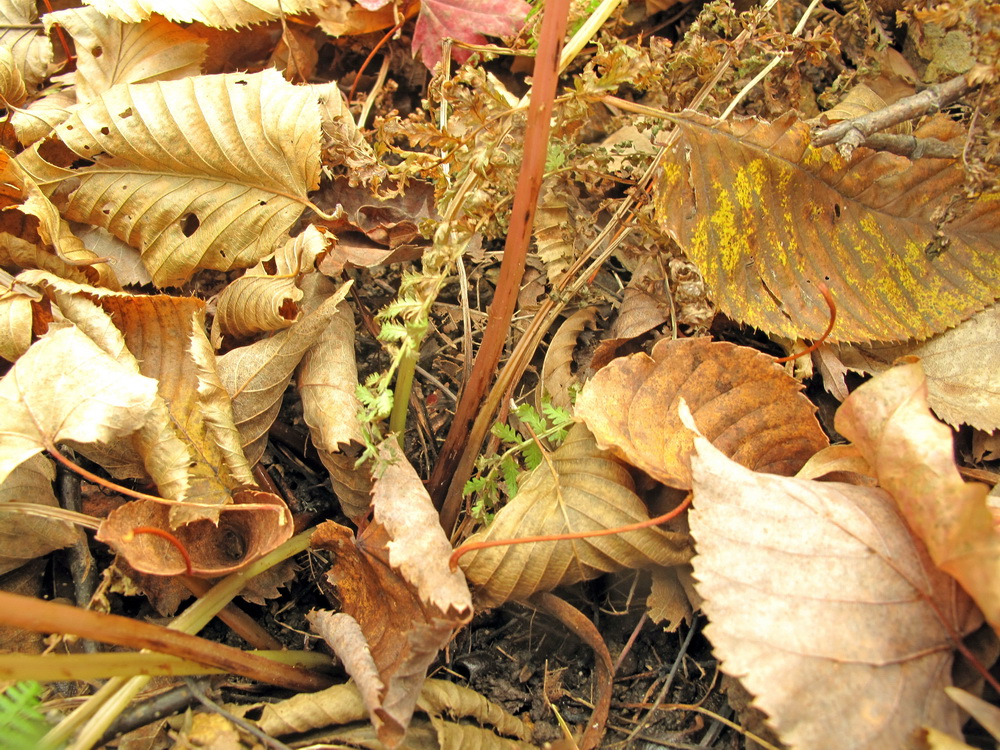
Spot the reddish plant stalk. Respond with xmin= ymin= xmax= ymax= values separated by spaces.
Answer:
xmin=449 ymin=493 xmax=692 ymax=571
xmin=429 ymin=0 xmax=572 ymax=531
xmin=127 ymin=527 xmax=194 ymax=576
xmin=774 ymin=282 xmax=836 ymax=363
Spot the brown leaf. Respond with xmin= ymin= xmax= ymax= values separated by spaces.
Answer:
xmin=655 ymin=111 xmax=1000 ymax=342
xmin=834 ymin=362 xmax=1000 ymax=636
xmin=308 ymin=439 xmax=472 ymax=747
xmin=689 ymin=432 xmax=982 ymax=749
xmin=535 ymin=306 xmax=598 ymax=412
xmin=576 ymin=337 xmax=828 ymax=489
xmin=97 ymin=489 xmax=292 ymax=577
xmin=217 ymin=280 xmax=352 ymax=466
xmin=460 ymin=423 xmax=690 ymax=609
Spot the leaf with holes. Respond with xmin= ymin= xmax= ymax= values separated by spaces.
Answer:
xmin=14 ymin=69 xmax=325 ymax=287
xmin=655 ymin=111 xmax=1000 ymax=342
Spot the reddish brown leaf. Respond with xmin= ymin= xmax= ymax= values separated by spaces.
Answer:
xmin=96 ymin=490 xmax=292 ymax=577
xmin=834 ymin=363 xmax=1000 ymax=636
xmin=411 ymin=0 xmax=530 ymax=69
xmin=576 ymin=337 xmax=828 ymax=489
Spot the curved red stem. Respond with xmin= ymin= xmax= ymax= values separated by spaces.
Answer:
xmin=774 ymin=281 xmax=836 ymax=363
xmin=449 ymin=493 xmax=692 ymax=572
xmin=129 ymin=527 xmax=194 ymax=576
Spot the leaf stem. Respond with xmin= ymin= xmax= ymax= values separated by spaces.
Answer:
xmin=449 ymin=493 xmax=692 ymax=571
xmin=389 ymin=343 xmax=418 ymax=443
xmin=774 ymin=281 xmax=836 ymax=363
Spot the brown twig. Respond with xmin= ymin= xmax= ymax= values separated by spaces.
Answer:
xmin=0 ymin=591 xmax=331 ymax=692
xmin=429 ymin=0 xmax=572 ymax=533
xmin=811 ymin=73 xmax=976 ymax=157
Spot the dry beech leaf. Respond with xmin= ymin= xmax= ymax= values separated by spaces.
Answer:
xmin=217 ymin=280 xmax=352 ymax=466
xmin=11 ymin=79 xmax=75 ymax=146
xmin=460 ymin=423 xmax=690 ymax=609
xmin=655 ymin=111 xmax=1000 ymax=342
xmin=0 ymin=0 xmax=54 ymax=91
xmin=258 ymin=679 xmax=533 ymax=749
xmin=835 ymin=362 xmax=1000 ymax=636
xmin=45 ymin=7 xmax=207 ymax=104
xmin=76 ymin=225 xmax=152 ymax=287
xmin=96 ymin=489 xmax=291 ymax=577
xmin=646 ymin=565 xmax=696 ymax=632
xmin=15 ymin=69 xmax=326 ymax=287
xmin=0 ymin=45 xmax=27 ymax=107
xmin=0 ymin=233 xmax=91 ymax=288
xmin=688 ymin=433 xmax=982 ymax=750
xmin=213 ymin=225 xmax=331 ymax=344
xmin=297 ymin=277 xmax=371 ymax=520
xmin=308 ymin=439 xmax=472 ymax=747
xmin=535 ymin=306 xmax=598 ymax=412
xmin=0 ymin=454 xmax=77 ymax=574
xmin=534 ymin=178 xmax=578 ymax=284
xmin=576 ymin=337 xmax=828 ymax=489
xmin=0 ymin=286 xmax=33 ymax=362
xmin=28 ymin=271 xmax=255 ymax=521
xmin=80 ymin=0 xmax=319 ymax=27
xmin=945 ymin=687 xmax=1000 ymax=741
xmin=832 ymin=303 xmax=1000 ymax=431
xmin=0 ymin=324 xmax=162 ymax=489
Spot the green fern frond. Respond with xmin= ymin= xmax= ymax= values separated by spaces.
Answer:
xmin=0 ymin=681 xmax=51 ymax=750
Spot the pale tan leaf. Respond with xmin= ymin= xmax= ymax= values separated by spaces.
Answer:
xmin=2 ymin=158 xmax=119 ymax=289
xmin=535 ymin=306 xmax=598 ymax=412
xmin=944 ymin=687 xmax=1000 ymax=740
xmin=689 ymin=434 xmax=982 ymax=750
xmin=217 ymin=280 xmax=352 ymax=466
xmin=76 ymin=225 xmax=152 ymax=286
xmin=0 ymin=0 xmax=54 ymax=90
xmin=10 ymin=79 xmax=75 ymax=145
xmin=833 ymin=303 xmax=1000 ymax=431
xmin=257 ymin=674 xmax=367 ymax=736
xmin=923 ymin=728 xmax=978 ymax=750
xmin=0 ymin=324 xmax=162 ymax=488
xmin=45 ymin=7 xmax=207 ymax=103
xmin=15 ymin=69 xmax=325 ymax=286
xmin=655 ymin=111 xmax=1000 ymax=342
xmin=0 ymin=287 xmax=33 ymax=362
xmin=81 ymin=0 xmax=321 ymax=27
xmin=0 ymin=45 xmax=27 ymax=107
xmin=835 ymin=363 xmax=1000 ymax=636
xmin=213 ymin=225 xmax=331 ymax=343
xmin=576 ymin=337 xmax=828 ymax=489
xmin=0 ymin=454 xmax=77 ymax=574
xmin=646 ymin=565 xmax=694 ymax=632
xmin=534 ymin=180 xmax=576 ymax=283
xmin=460 ymin=423 xmax=690 ymax=609
xmin=0 ymin=234 xmax=91 ymax=287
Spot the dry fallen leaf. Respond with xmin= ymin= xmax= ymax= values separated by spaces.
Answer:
xmin=835 ymin=362 xmax=1000 ymax=636
xmin=308 ymin=439 xmax=472 ymax=747
xmin=656 ymin=111 xmax=1000 ymax=342
xmin=576 ymin=337 xmax=828 ymax=489
xmin=411 ymin=0 xmax=531 ymax=69
xmin=460 ymin=423 xmax=690 ymax=609
xmin=689 ymin=430 xmax=983 ymax=749
xmin=536 ymin=306 xmax=599 ymax=412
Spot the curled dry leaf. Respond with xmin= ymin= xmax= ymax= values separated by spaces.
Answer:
xmin=257 ymin=679 xmax=533 ymax=749
xmin=460 ymin=423 xmax=690 ymax=609
xmin=0 ymin=0 xmax=54 ymax=91
xmin=535 ymin=306 xmax=599 ymax=413
xmin=217 ymin=280 xmax=352 ymax=466
xmin=689 ymin=432 xmax=982 ymax=750
xmin=576 ymin=337 xmax=828 ymax=489
xmin=15 ymin=69 xmax=325 ymax=287
xmin=0 ymin=285 xmax=33 ymax=362
xmin=0 ymin=455 xmax=77 ymax=575
xmin=834 ymin=362 xmax=1000 ymax=636
xmin=96 ymin=489 xmax=292 ymax=577
xmin=308 ymin=439 xmax=472 ymax=747
xmin=655 ymin=111 xmax=1000 ymax=342
xmin=0 ymin=45 xmax=27 ymax=108
xmin=213 ymin=225 xmax=331 ymax=344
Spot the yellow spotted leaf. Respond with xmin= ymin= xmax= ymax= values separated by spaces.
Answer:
xmin=656 ymin=111 xmax=1000 ymax=342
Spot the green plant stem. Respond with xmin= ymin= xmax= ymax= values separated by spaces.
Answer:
xmin=390 ymin=343 xmax=418 ymax=443
xmin=0 ymin=650 xmax=332 ymax=682
xmin=429 ymin=0 xmax=572 ymax=531
xmin=40 ymin=529 xmax=316 ymax=750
